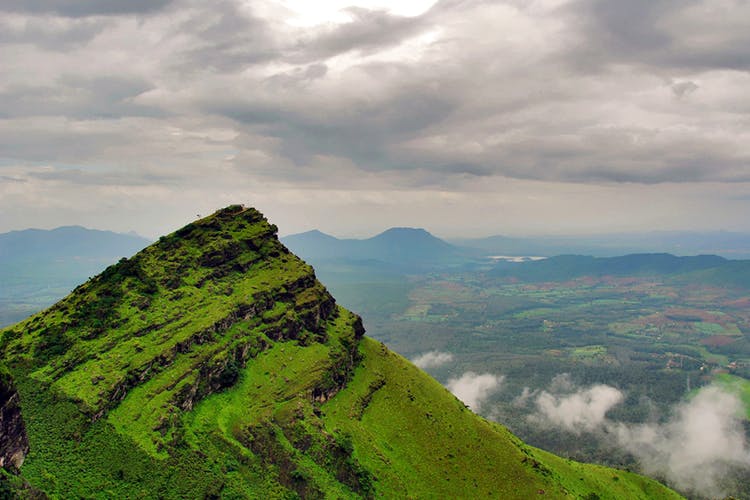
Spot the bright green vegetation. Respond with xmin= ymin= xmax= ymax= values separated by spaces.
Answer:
xmin=322 ymin=337 xmax=678 ymax=499
xmin=0 ymin=206 xmax=680 ymax=498
xmin=714 ymin=373 xmax=750 ymax=418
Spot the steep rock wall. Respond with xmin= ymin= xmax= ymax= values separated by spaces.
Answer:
xmin=0 ymin=371 xmax=28 ymax=471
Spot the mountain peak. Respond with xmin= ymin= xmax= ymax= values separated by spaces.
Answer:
xmin=0 ymin=206 xmax=679 ymax=499
xmin=365 ymin=226 xmax=456 ymax=263
xmin=373 ymin=227 xmax=433 ymax=239
xmin=295 ymin=229 xmax=339 ymax=240
xmin=1 ymin=205 xmax=346 ymax=417
xmin=380 ymin=226 xmax=428 ymax=233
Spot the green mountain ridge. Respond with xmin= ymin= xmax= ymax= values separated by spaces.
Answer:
xmin=0 ymin=205 xmax=681 ymax=498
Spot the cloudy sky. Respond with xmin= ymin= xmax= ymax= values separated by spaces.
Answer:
xmin=2 ymin=0 xmax=750 ymax=238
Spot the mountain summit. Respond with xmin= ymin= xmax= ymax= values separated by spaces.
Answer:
xmin=283 ymin=226 xmax=463 ymax=270
xmin=0 ymin=206 xmax=679 ymax=498
xmin=366 ymin=227 xmax=456 ymax=261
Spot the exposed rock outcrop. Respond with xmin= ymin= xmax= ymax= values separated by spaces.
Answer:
xmin=0 ymin=370 xmax=28 ymax=471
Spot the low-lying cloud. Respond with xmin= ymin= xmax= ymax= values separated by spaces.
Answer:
xmin=446 ymin=372 xmax=503 ymax=412
xmin=513 ymin=386 xmax=537 ymax=408
xmin=412 ymin=350 xmax=453 ymax=369
xmin=532 ymin=384 xmax=624 ymax=433
xmin=612 ymin=386 xmax=750 ymax=498
xmin=525 ymin=375 xmax=750 ymax=498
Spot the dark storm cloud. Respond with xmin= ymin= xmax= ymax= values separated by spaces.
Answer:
xmin=0 ymin=17 xmax=107 ymax=49
xmin=0 ymin=124 xmax=126 ymax=163
xmin=191 ymin=1 xmax=750 ymax=187
xmin=2 ymin=0 xmax=750 ymax=192
xmin=0 ymin=175 xmax=26 ymax=183
xmin=27 ymin=167 xmax=176 ymax=186
xmin=210 ymin=70 xmax=458 ymax=168
xmin=392 ymin=129 xmax=750 ymax=186
xmin=263 ymin=64 xmax=329 ymax=88
xmin=572 ymin=0 xmax=678 ymax=56
xmin=670 ymin=80 xmax=699 ymax=97
xmin=568 ymin=0 xmax=750 ymax=71
xmin=4 ymin=0 xmax=750 ymax=236
xmin=0 ymin=0 xmax=175 ymax=17
xmin=0 ymin=76 xmax=163 ymax=119
xmin=173 ymin=1 xmax=282 ymax=72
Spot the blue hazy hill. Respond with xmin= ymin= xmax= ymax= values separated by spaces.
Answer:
xmin=0 ymin=226 xmax=150 ymax=326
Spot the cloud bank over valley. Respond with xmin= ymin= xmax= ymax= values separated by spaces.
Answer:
xmin=523 ymin=375 xmax=750 ymax=498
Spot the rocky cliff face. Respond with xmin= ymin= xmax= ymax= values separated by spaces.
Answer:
xmin=0 ymin=370 xmax=28 ymax=471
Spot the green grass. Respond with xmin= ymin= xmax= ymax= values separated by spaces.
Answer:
xmin=3 ymin=206 xmax=322 ymax=414
xmin=0 ymin=205 xmax=684 ymax=499
xmin=321 ymin=337 xmax=681 ymax=499
xmin=713 ymin=373 xmax=750 ymax=419
xmin=687 ymin=344 xmax=729 ymax=365
xmin=571 ymin=345 xmax=608 ymax=359
xmin=693 ymin=321 xmax=727 ymax=336
xmin=11 ymin=304 xmax=365 ymax=499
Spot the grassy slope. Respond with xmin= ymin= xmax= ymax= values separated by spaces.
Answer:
xmin=9 ymin=306 xmax=365 ymax=498
xmin=4 ymin=326 xmax=683 ymax=499
xmin=0 ymin=206 xmax=682 ymax=498
xmin=322 ymin=337 xmax=681 ymax=499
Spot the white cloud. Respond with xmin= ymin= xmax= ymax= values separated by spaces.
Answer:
xmin=532 ymin=384 xmax=624 ymax=433
xmin=278 ymin=0 xmax=438 ymax=26
xmin=528 ymin=375 xmax=750 ymax=498
xmin=512 ymin=386 xmax=537 ymax=408
xmin=3 ymin=0 xmax=750 ymax=236
xmin=411 ymin=350 xmax=453 ymax=369
xmin=446 ymin=372 xmax=504 ymax=411
xmin=613 ymin=386 xmax=750 ymax=498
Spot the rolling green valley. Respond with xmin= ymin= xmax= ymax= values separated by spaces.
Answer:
xmin=306 ymin=250 xmax=750 ymax=499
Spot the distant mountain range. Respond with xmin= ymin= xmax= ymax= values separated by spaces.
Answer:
xmin=285 ymin=226 xmax=750 ymax=267
xmin=6 ymin=224 xmax=750 ymax=328
xmin=286 ymin=227 xmax=750 ymax=266
xmin=284 ymin=228 xmax=750 ymax=297
xmin=451 ymin=231 xmax=750 ymax=259
xmin=0 ymin=225 xmax=149 ymax=262
xmin=0 ymin=226 xmax=150 ymax=327
xmin=282 ymin=227 xmax=465 ymax=272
